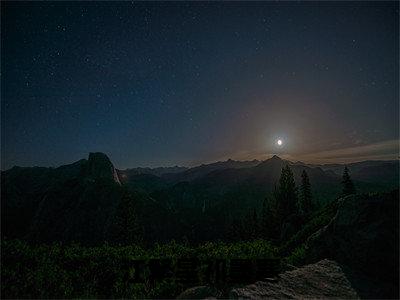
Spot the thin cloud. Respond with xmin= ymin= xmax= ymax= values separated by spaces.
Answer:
xmin=297 ymin=139 xmax=399 ymax=164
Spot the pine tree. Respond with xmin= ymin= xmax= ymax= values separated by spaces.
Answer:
xmin=342 ymin=166 xmax=356 ymax=196
xmin=275 ymin=165 xmax=298 ymax=225
xmin=300 ymin=170 xmax=312 ymax=215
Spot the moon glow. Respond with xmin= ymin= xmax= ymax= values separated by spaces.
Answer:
xmin=277 ymin=139 xmax=283 ymax=146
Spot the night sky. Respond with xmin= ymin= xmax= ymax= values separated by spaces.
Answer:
xmin=2 ymin=1 xmax=399 ymax=169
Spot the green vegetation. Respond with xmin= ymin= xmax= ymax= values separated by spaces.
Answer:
xmin=1 ymin=239 xmax=277 ymax=299
xmin=280 ymin=199 xmax=339 ymax=263
xmin=285 ymin=244 xmax=307 ymax=266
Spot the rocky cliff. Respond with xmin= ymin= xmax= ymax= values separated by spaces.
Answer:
xmin=304 ymin=190 xmax=399 ymax=298
xmin=84 ymin=152 xmax=121 ymax=184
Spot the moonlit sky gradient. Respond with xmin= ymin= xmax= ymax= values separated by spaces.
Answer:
xmin=1 ymin=2 xmax=399 ymax=169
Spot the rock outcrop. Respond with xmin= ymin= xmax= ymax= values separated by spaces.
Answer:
xmin=230 ymin=259 xmax=359 ymax=299
xmin=177 ymin=260 xmax=359 ymax=299
xmin=84 ymin=152 xmax=121 ymax=184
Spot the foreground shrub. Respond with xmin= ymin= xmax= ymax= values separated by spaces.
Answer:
xmin=1 ymin=239 xmax=277 ymax=299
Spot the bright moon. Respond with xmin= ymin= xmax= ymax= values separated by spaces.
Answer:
xmin=277 ymin=139 xmax=283 ymax=146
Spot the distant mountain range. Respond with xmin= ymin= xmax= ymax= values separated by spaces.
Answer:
xmin=115 ymin=155 xmax=399 ymax=187
xmin=4 ymin=153 xmax=398 ymax=188
xmin=1 ymin=152 xmax=398 ymax=244
xmin=117 ymin=154 xmax=398 ymax=206
xmin=118 ymin=165 xmax=188 ymax=178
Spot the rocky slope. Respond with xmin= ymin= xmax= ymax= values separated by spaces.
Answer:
xmin=177 ymin=260 xmax=359 ymax=299
xmin=304 ymin=190 xmax=399 ymax=299
xmin=230 ymin=259 xmax=359 ymax=299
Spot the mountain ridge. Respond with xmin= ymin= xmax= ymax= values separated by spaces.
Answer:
xmin=4 ymin=152 xmax=398 ymax=175
xmin=4 ymin=152 xmax=397 ymax=194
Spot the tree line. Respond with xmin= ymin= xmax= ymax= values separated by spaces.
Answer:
xmin=230 ymin=165 xmax=356 ymax=242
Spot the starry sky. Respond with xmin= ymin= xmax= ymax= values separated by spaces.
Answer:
xmin=2 ymin=1 xmax=399 ymax=169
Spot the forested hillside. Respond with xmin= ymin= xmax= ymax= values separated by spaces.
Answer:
xmin=2 ymin=153 xmax=398 ymax=246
